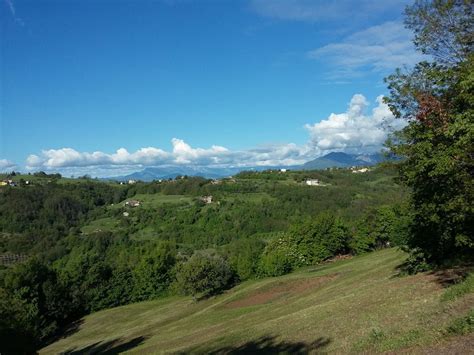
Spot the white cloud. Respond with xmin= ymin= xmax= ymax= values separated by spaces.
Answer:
xmin=26 ymin=146 xmax=171 ymax=169
xmin=171 ymin=138 xmax=229 ymax=164
xmin=24 ymin=94 xmax=405 ymax=176
xmin=308 ymin=21 xmax=424 ymax=78
xmin=305 ymin=94 xmax=406 ymax=152
xmin=0 ymin=159 xmax=16 ymax=171
xmin=250 ymin=0 xmax=411 ymax=23
xmin=25 ymin=141 xmax=313 ymax=175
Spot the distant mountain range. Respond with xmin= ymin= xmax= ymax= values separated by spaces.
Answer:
xmin=107 ymin=152 xmax=385 ymax=181
xmin=301 ymin=152 xmax=384 ymax=170
xmin=108 ymin=166 xmax=277 ymax=182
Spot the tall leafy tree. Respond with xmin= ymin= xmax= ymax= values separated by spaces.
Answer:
xmin=385 ymin=0 xmax=473 ymax=264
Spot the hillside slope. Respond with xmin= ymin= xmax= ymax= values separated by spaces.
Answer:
xmin=40 ymin=249 xmax=473 ymax=354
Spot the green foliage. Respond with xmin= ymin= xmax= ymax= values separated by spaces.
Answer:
xmin=290 ymin=213 xmax=350 ymax=263
xmin=351 ymin=205 xmax=412 ymax=253
xmin=259 ymin=214 xmax=351 ymax=276
xmin=259 ymin=234 xmax=305 ymax=277
xmin=173 ymin=251 xmax=235 ymax=297
xmin=398 ymin=247 xmax=432 ymax=274
xmin=405 ymin=0 xmax=473 ymax=65
xmin=0 ymin=259 xmax=74 ymax=346
xmin=385 ymin=0 xmax=474 ymax=265
xmin=225 ymin=237 xmax=265 ymax=280
xmin=132 ymin=242 xmax=176 ymax=300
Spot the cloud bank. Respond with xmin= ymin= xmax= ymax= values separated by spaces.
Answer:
xmin=25 ymin=94 xmax=403 ymax=176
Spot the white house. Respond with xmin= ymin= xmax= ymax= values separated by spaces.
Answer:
xmin=352 ymin=168 xmax=370 ymax=174
xmin=305 ymin=179 xmax=320 ymax=186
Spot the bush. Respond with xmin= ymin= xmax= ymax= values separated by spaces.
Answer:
xmin=225 ymin=237 xmax=265 ymax=281
xmin=173 ymin=251 xmax=234 ymax=298
xmin=259 ymin=234 xmax=305 ymax=277
xmin=289 ymin=213 xmax=350 ymax=264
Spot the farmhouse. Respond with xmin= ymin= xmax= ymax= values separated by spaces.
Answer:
xmin=305 ymin=179 xmax=320 ymax=186
xmin=125 ymin=200 xmax=141 ymax=207
xmin=200 ymin=195 xmax=213 ymax=204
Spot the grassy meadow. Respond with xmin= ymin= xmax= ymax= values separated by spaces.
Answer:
xmin=40 ymin=249 xmax=474 ymax=354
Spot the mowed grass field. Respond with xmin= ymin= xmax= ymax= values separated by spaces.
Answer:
xmin=40 ymin=249 xmax=474 ymax=354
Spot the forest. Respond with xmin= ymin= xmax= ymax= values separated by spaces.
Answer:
xmin=0 ymin=167 xmax=411 ymax=351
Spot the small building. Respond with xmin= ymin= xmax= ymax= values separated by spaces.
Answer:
xmin=125 ymin=200 xmax=141 ymax=207
xmin=305 ymin=179 xmax=320 ymax=186
xmin=352 ymin=168 xmax=370 ymax=174
xmin=280 ymin=168 xmax=288 ymax=173
xmin=200 ymin=195 xmax=213 ymax=204
xmin=128 ymin=179 xmax=137 ymax=185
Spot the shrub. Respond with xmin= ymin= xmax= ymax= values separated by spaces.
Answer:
xmin=259 ymin=234 xmax=305 ymax=277
xmin=173 ymin=251 xmax=234 ymax=298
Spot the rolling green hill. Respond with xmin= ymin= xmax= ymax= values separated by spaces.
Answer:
xmin=40 ymin=249 xmax=473 ymax=354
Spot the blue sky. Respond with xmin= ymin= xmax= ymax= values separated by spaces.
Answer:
xmin=1 ymin=0 xmax=420 ymax=176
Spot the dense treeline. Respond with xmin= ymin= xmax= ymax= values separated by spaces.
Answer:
xmin=0 ymin=167 xmax=410 ymax=352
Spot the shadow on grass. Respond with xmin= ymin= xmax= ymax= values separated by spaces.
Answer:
xmin=204 ymin=335 xmax=331 ymax=354
xmin=393 ymin=261 xmax=472 ymax=288
xmin=428 ymin=267 xmax=472 ymax=287
xmin=42 ymin=319 xmax=84 ymax=348
xmin=63 ymin=335 xmax=147 ymax=354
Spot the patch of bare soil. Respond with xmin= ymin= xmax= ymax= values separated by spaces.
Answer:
xmin=325 ymin=254 xmax=352 ymax=263
xmin=429 ymin=266 xmax=473 ymax=288
xmin=225 ymin=274 xmax=338 ymax=309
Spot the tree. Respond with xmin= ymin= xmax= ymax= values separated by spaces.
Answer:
xmin=384 ymin=0 xmax=474 ymax=265
xmin=405 ymin=0 xmax=473 ymax=65
xmin=133 ymin=242 xmax=176 ymax=300
xmin=1 ymin=259 xmax=73 ymax=345
xmin=173 ymin=251 xmax=234 ymax=298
